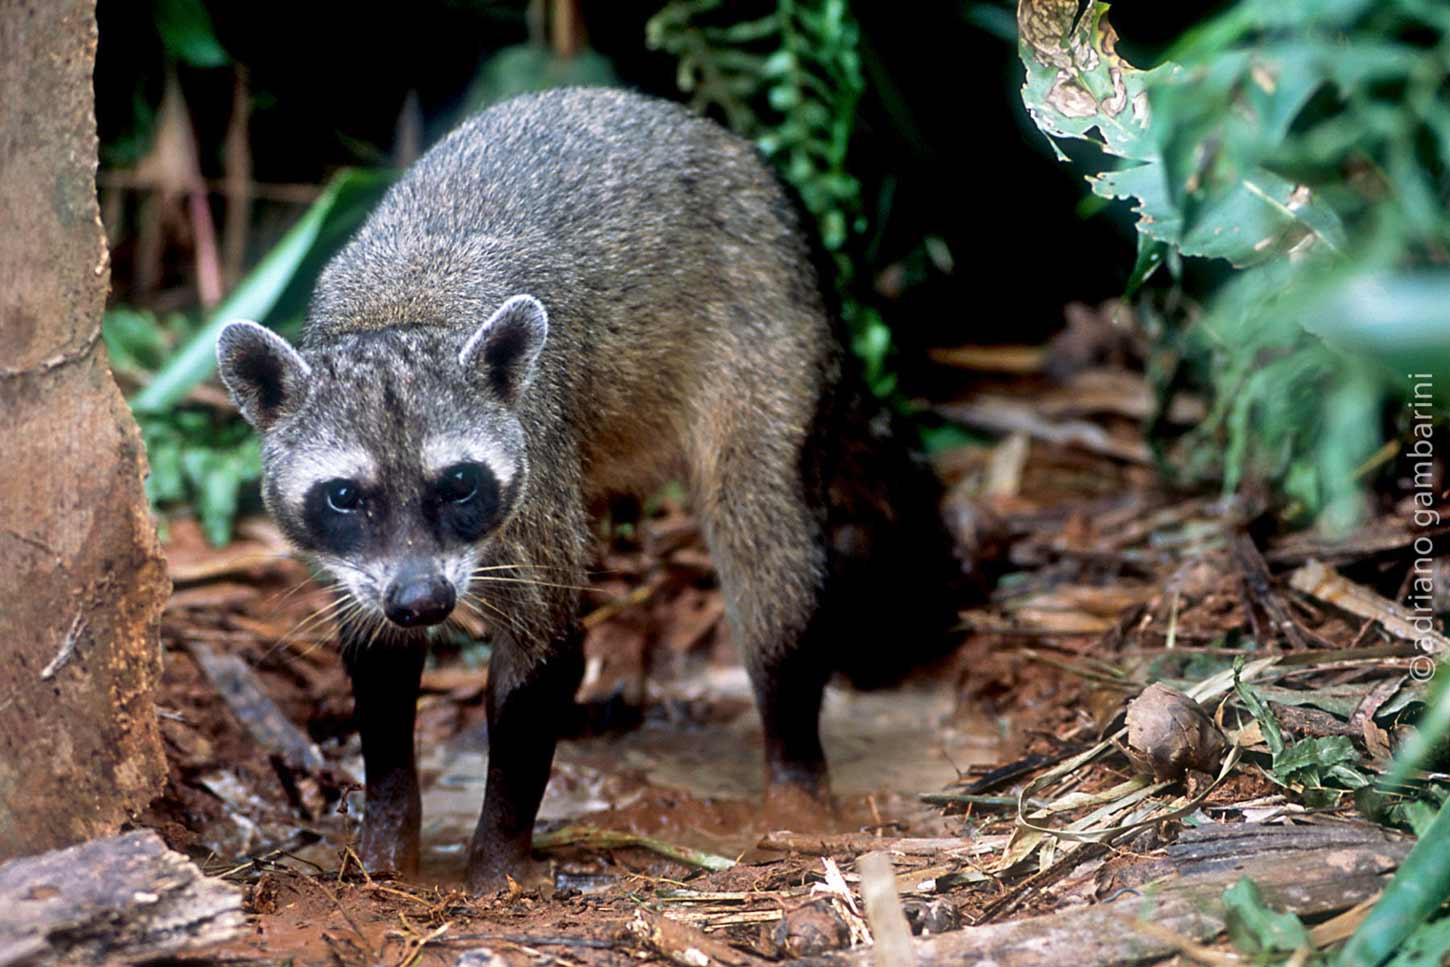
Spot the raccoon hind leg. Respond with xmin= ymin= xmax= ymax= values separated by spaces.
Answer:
xmin=689 ymin=422 xmax=834 ymax=800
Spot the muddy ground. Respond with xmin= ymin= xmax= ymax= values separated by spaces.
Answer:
xmin=151 ymin=500 xmax=1002 ymax=966
xmin=134 ymin=326 xmax=1441 ymax=966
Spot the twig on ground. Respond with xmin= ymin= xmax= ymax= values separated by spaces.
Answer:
xmin=1232 ymin=533 xmax=1310 ymax=650
xmin=1289 ymin=559 xmax=1450 ymax=654
xmin=858 ymin=852 xmax=915 ymax=967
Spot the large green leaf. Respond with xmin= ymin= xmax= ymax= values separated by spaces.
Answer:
xmin=153 ymin=0 xmax=229 ymax=68
xmin=130 ymin=168 xmax=392 ymax=414
xmin=1223 ymin=877 xmax=1310 ymax=956
xmin=462 ymin=44 xmax=619 ymax=114
xmin=1017 ymin=0 xmax=1167 ymax=164
xmin=1017 ymin=0 xmax=1449 ymax=529
xmin=1385 ymin=670 xmax=1450 ymax=790
xmin=1274 ymin=735 xmax=1369 ymax=790
xmin=1384 ymin=917 xmax=1450 ymax=967
xmin=1298 ymin=272 xmax=1450 ymax=396
xmin=1019 ymin=0 xmax=1345 ymax=268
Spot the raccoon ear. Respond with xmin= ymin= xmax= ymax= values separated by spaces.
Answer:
xmin=459 ymin=294 xmax=549 ymax=404
xmin=216 ymin=320 xmax=312 ymax=431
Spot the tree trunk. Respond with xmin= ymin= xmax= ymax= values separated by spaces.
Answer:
xmin=0 ymin=0 xmax=170 ymax=858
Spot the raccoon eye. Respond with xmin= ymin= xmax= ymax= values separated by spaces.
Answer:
xmin=325 ymin=480 xmax=361 ymax=513
xmin=437 ymin=463 xmax=481 ymax=503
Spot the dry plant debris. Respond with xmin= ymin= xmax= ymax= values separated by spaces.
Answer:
xmin=117 ymin=331 xmax=1447 ymax=967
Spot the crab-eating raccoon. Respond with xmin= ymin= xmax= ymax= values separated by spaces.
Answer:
xmin=216 ymin=87 xmax=961 ymax=892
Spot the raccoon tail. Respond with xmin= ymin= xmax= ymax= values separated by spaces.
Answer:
xmin=803 ymin=374 xmax=971 ymax=690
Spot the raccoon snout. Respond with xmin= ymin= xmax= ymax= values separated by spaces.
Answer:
xmin=383 ymin=572 xmax=456 ymax=628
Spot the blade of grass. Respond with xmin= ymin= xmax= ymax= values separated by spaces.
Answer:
xmin=1338 ymin=793 xmax=1450 ymax=967
xmin=1384 ymin=668 xmax=1450 ymax=788
xmin=533 ymin=824 xmax=735 ymax=872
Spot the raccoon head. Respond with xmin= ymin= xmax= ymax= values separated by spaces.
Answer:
xmin=216 ymin=295 xmax=549 ymax=634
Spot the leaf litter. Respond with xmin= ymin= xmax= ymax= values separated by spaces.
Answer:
xmin=131 ymin=309 xmax=1447 ymax=966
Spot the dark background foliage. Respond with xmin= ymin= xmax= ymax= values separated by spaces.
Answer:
xmin=96 ymin=0 xmax=1224 ymax=347
xmin=93 ymin=0 xmax=1447 ymax=545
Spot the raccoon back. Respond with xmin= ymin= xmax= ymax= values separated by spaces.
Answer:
xmin=306 ymin=88 xmax=835 ymax=492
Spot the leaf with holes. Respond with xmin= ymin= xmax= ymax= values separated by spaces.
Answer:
xmin=1018 ymin=0 xmax=1346 ymax=268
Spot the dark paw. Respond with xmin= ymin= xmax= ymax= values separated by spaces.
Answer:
xmin=766 ymin=752 xmax=830 ymax=802
xmin=358 ymin=818 xmax=420 ymax=876
xmin=763 ymin=774 xmax=838 ymax=831
xmin=465 ymin=851 xmax=540 ymax=895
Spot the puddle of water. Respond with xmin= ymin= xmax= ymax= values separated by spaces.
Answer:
xmin=417 ymin=667 xmax=1000 ymax=870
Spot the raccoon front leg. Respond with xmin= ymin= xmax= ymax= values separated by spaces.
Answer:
xmin=464 ymin=625 xmax=584 ymax=892
xmin=343 ymin=635 xmax=427 ymax=875
xmin=462 ymin=501 xmax=589 ymax=892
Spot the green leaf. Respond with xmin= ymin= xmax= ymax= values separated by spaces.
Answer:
xmin=142 ymin=430 xmax=185 ymax=505
xmin=1022 ymin=1 xmax=1347 ymax=268
xmin=462 ymin=44 xmax=619 ymax=114
xmin=183 ymin=437 xmax=260 ymax=546
xmin=138 ymin=410 xmax=260 ymax=546
xmin=1386 ymin=668 xmax=1450 ymax=789
xmin=1016 ymin=0 xmax=1439 ymax=531
xmin=103 ymin=307 xmax=172 ymax=374
xmin=762 ymin=48 xmax=795 ymax=77
xmin=767 ymin=83 xmax=802 ymax=112
xmin=1249 ymin=683 xmax=1378 ymax=720
xmin=1124 ymin=235 xmax=1166 ymax=296
xmin=964 ymin=4 xmax=1018 ymax=42
xmin=919 ymin=423 xmax=987 ymax=454
xmin=130 ymin=168 xmax=392 ymax=414
xmin=1234 ymin=659 xmax=1285 ymax=757
xmin=1274 ymin=736 xmax=1369 ymax=789
xmin=1296 ymin=272 xmax=1450 ymax=398
xmin=1018 ymin=1 xmax=1169 ymax=164
xmin=1341 ymin=795 xmax=1450 ymax=967
xmin=1223 ymin=877 xmax=1310 ymax=955
xmin=714 ymin=14 xmax=781 ymax=44
xmin=1385 ymin=917 xmax=1450 ymax=967
xmin=1400 ymin=798 xmax=1442 ymax=838
xmin=153 ymin=0 xmax=229 ymax=68
xmin=1176 ymin=170 xmax=1345 ymax=266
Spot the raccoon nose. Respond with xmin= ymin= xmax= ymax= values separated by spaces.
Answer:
xmin=384 ymin=575 xmax=456 ymax=628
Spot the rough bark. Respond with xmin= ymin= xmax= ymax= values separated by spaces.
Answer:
xmin=0 ymin=830 xmax=244 ymax=967
xmin=0 ymin=0 xmax=169 ymax=858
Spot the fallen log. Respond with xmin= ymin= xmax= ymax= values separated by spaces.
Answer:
xmin=0 ymin=830 xmax=244 ymax=967
xmin=798 ymin=822 xmax=1409 ymax=967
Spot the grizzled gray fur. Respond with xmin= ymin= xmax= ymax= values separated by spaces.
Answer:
xmin=216 ymin=87 xmax=958 ymax=892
